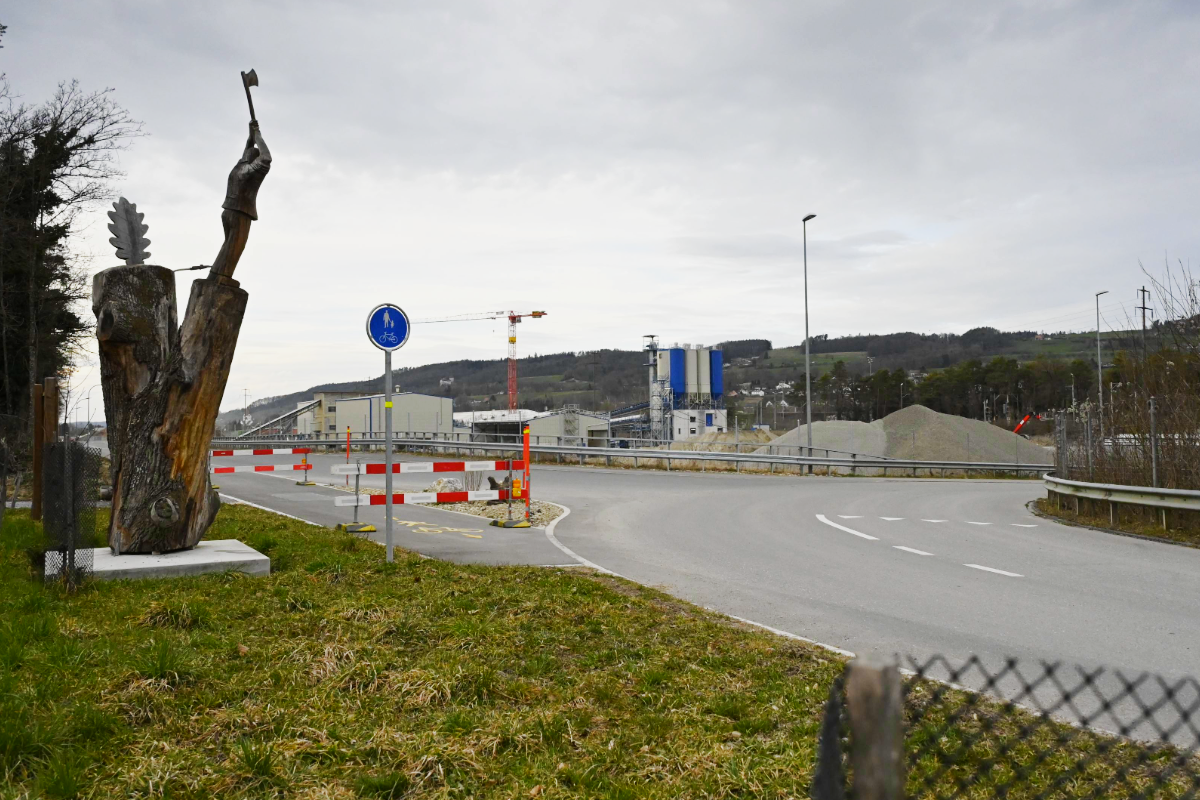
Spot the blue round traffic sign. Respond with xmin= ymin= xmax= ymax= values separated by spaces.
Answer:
xmin=366 ymin=304 xmax=410 ymax=351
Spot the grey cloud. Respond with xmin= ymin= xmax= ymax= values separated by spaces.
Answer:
xmin=6 ymin=2 xmax=1200 ymax=406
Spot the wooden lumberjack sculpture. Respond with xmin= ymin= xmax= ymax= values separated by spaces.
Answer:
xmin=94 ymin=70 xmax=270 ymax=553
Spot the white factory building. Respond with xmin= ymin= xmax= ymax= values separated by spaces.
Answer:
xmin=296 ymin=392 xmax=452 ymax=437
xmin=453 ymin=407 xmax=611 ymax=445
xmin=670 ymin=408 xmax=728 ymax=440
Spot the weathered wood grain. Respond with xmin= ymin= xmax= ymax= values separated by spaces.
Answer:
xmin=93 ymin=265 xmax=247 ymax=553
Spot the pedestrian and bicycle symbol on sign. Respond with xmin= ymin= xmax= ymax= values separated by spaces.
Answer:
xmin=366 ymin=303 xmax=410 ymax=351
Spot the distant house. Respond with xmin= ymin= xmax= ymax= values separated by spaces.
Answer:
xmin=439 ymin=377 xmax=454 ymax=388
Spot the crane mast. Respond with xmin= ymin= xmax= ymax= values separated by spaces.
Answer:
xmin=414 ymin=310 xmax=546 ymax=411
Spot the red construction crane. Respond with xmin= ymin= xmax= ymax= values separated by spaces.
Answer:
xmin=415 ymin=310 xmax=547 ymax=410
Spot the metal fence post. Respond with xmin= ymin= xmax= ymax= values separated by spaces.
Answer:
xmin=847 ymin=656 xmax=905 ymax=800
xmin=1149 ymin=396 xmax=1158 ymax=488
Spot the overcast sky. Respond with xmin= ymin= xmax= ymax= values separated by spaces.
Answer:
xmin=6 ymin=2 xmax=1200 ymax=417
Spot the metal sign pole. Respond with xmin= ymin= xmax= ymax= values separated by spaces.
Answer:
xmin=365 ymin=302 xmax=409 ymax=554
xmin=384 ymin=349 xmax=394 ymax=562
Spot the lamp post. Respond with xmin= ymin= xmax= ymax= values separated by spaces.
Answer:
xmin=85 ymin=384 xmax=102 ymax=438
xmin=1095 ymin=290 xmax=1108 ymax=438
xmin=802 ymin=213 xmax=816 ymax=472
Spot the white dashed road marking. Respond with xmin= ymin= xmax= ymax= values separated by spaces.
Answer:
xmin=921 ymin=519 xmax=947 ymax=523
xmin=894 ymin=546 xmax=933 ymax=556
xmin=964 ymin=564 xmax=1023 ymax=578
xmin=966 ymin=521 xmax=993 ymax=526
xmin=880 ymin=517 xmax=904 ymax=521
xmin=1011 ymin=524 xmax=1038 ymax=528
xmin=838 ymin=515 xmax=863 ymax=519
xmin=816 ymin=514 xmax=879 ymax=541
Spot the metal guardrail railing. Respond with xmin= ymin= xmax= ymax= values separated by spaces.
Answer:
xmin=1044 ymin=472 xmax=1200 ymax=512
xmin=211 ymin=437 xmax=1052 ymax=476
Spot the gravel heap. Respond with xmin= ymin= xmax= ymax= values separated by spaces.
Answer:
xmin=755 ymin=404 xmax=1053 ymax=467
xmin=877 ymin=404 xmax=1052 ymax=464
xmin=758 ymin=420 xmax=887 ymax=458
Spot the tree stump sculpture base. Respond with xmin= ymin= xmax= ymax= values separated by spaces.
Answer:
xmin=93 ymin=265 xmax=247 ymax=554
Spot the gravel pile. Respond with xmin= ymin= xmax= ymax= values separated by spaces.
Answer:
xmin=757 ymin=420 xmax=887 ymax=458
xmin=877 ymin=404 xmax=1052 ymax=464
xmin=753 ymin=404 xmax=1052 ymax=469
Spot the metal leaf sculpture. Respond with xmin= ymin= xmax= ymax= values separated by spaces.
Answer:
xmin=107 ymin=197 xmax=151 ymax=265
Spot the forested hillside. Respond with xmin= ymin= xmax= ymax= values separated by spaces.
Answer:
xmin=226 ymin=326 xmax=1135 ymax=431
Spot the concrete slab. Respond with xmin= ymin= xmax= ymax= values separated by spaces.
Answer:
xmin=47 ymin=540 xmax=270 ymax=582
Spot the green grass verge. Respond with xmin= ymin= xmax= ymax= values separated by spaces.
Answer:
xmin=5 ymin=504 xmax=1192 ymax=798
xmin=0 ymin=506 xmax=843 ymax=798
xmin=1034 ymin=498 xmax=1200 ymax=548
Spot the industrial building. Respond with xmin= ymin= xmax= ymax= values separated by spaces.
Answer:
xmin=292 ymin=391 xmax=366 ymax=435
xmin=527 ymin=406 xmax=610 ymax=446
xmin=294 ymin=392 xmax=452 ymax=437
xmin=452 ymin=406 xmax=610 ymax=445
xmin=645 ymin=338 xmax=726 ymax=442
xmin=452 ymin=409 xmax=538 ymax=440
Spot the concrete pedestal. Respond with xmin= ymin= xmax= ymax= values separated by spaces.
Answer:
xmin=47 ymin=540 xmax=269 ymax=582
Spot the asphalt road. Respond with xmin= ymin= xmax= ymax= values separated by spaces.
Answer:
xmin=212 ymin=449 xmax=1200 ymax=735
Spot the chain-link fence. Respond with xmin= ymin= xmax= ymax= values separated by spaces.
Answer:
xmin=34 ymin=440 xmax=101 ymax=590
xmin=813 ymin=655 xmax=1200 ymax=799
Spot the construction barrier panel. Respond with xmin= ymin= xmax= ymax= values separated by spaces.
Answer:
xmin=335 ymin=490 xmax=510 ymax=507
xmin=211 ymin=448 xmax=312 ymax=457
xmin=211 ymin=464 xmax=313 ymax=474
xmin=331 ymin=459 xmax=524 ymax=475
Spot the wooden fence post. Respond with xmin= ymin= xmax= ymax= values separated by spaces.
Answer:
xmin=847 ymin=656 xmax=905 ymax=800
xmin=43 ymin=378 xmax=59 ymax=446
xmin=32 ymin=383 xmax=44 ymax=521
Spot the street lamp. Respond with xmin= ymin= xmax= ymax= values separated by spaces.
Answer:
xmin=1095 ymin=290 xmax=1108 ymax=438
xmin=802 ymin=213 xmax=816 ymax=471
xmin=85 ymin=385 xmax=102 ymax=437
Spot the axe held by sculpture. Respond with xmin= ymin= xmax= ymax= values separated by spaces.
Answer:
xmin=93 ymin=70 xmax=269 ymax=554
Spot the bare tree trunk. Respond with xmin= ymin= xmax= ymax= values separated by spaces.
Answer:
xmin=94 ymin=265 xmax=247 ymax=553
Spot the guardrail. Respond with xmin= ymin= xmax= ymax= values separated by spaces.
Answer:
xmin=211 ymin=437 xmax=1051 ymax=476
xmin=1044 ymin=473 xmax=1200 ymax=512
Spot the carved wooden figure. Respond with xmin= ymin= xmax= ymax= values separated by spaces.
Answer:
xmin=93 ymin=74 xmax=268 ymax=553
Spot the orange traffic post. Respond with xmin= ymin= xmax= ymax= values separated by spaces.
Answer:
xmin=523 ymin=423 xmax=531 ymax=522
xmin=490 ymin=424 xmax=533 ymax=528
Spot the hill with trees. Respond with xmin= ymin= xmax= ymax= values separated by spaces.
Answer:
xmin=225 ymin=326 xmax=1131 ymax=432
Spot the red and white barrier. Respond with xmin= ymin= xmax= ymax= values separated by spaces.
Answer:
xmin=211 ymin=448 xmax=312 ymax=457
xmin=211 ymin=463 xmax=313 ymax=474
xmin=335 ymin=490 xmax=510 ymax=507
xmin=331 ymin=459 xmax=524 ymax=476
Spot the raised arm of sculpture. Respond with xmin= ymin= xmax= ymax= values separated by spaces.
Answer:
xmin=93 ymin=70 xmax=269 ymax=554
xmin=210 ymin=120 xmax=272 ymax=281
